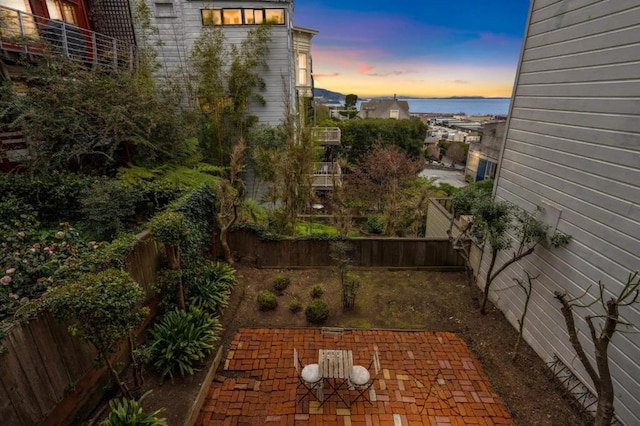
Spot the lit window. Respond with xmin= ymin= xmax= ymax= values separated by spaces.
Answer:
xmin=390 ymin=109 xmax=399 ymax=119
xmin=265 ymin=9 xmax=284 ymax=24
xmin=298 ymin=53 xmax=308 ymax=85
xmin=223 ymin=9 xmax=242 ymax=25
xmin=244 ymin=9 xmax=263 ymax=24
xmin=202 ymin=9 xmax=221 ymax=26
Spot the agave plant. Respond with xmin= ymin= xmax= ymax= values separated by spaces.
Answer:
xmin=148 ymin=307 xmax=222 ymax=383
xmin=100 ymin=391 xmax=167 ymax=426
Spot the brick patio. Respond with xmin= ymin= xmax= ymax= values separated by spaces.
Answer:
xmin=196 ymin=328 xmax=514 ymax=425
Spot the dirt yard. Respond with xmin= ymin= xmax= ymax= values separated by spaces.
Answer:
xmin=138 ymin=265 xmax=589 ymax=426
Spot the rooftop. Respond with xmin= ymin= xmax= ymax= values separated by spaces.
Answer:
xmin=197 ymin=328 xmax=514 ymax=425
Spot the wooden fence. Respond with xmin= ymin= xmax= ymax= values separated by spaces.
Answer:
xmin=228 ymin=229 xmax=465 ymax=269
xmin=0 ymin=232 xmax=162 ymax=426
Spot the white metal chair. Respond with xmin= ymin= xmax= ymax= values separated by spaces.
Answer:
xmin=348 ymin=348 xmax=381 ymax=405
xmin=294 ymin=348 xmax=323 ymax=404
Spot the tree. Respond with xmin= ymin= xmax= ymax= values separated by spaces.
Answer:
xmin=347 ymin=145 xmax=423 ymax=235
xmin=216 ymin=140 xmax=246 ymax=264
xmin=191 ymin=24 xmax=272 ymax=167
xmin=344 ymin=94 xmax=358 ymax=109
xmin=5 ymin=57 xmax=195 ymax=174
xmin=46 ymin=269 xmax=148 ymax=399
xmin=446 ymin=141 xmax=466 ymax=166
xmin=555 ymin=271 xmax=640 ymax=426
xmin=337 ymin=118 xmax=427 ymax=165
xmin=449 ymin=186 xmax=570 ymax=314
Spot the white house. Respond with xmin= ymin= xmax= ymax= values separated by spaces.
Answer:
xmin=144 ymin=0 xmax=297 ymax=125
xmin=482 ymin=1 xmax=640 ymax=423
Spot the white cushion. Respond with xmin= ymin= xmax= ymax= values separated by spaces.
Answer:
xmin=301 ymin=363 xmax=321 ymax=383
xmin=350 ymin=365 xmax=370 ymax=386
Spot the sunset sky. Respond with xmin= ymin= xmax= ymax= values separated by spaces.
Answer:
xmin=294 ymin=1 xmax=531 ymax=98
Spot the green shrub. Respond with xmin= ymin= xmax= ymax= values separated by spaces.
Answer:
xmin=310 ymin=284 xmax=324 ymax=299
xmin=289 ymin=300 xmax=302 ymax=313
xmin=272 ymin=275 xmax=290 ymax=295
xmin=148 ymin=307 xmax=222 ymax=383
xmin=190 ymin=262 xmax=236 ymax=314
xmin=366 ymin=214 xmax=385 ymax=234
xmin=305 ymin=299 xmax=329 ymax=325
xmin=100 ymin=391 xmax=167 ymax=426
xmin=257 ymin=290 xmax=277 ymax=311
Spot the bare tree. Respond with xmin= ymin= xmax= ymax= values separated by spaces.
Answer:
xmin=555 ymin=271 xmax=640 ymax=426
xmin=512 ymin=271 xmax=537 ymax=361
xmin=446 ymin=141 xmax=466 ymax=166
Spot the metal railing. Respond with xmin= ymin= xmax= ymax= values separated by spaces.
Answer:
xmin=0 ymin=6 xmax=135 ymax=69
xmin=312 ymin=127 xmax=341 ymax=145
xmin=312 ymin=161 xmax=341 ymax=188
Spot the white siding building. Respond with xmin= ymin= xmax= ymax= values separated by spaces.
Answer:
xmin=145 ymin=0 xmax=296 ymax=125
xmin=483 ymin=1 xmax=640 ymax=424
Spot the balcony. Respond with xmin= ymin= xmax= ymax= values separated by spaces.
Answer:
xmin=312 ymin=161 xmax=341 ymax=190
xmin=312 ymin=127 xmax=341 ymax=145
xmin=0 ymin=6 xmax=135 ymax=70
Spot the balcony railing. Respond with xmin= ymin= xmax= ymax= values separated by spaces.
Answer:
xmin=0 ymin=6 xmax=135 ymax=69
xmin=312 ymin=161 xmax=341 ymax=189
xmin=312 ymin=127 xmax=341 ymax=145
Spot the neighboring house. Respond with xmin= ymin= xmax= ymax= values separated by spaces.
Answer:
xmin=0 ymin=0 xmax=136 ymax=170
xmin=145 ymin=0 xmax=298 ymax=126
xmin=465 ymin=121 xmax=505 ymax=183
xmin=357 ymin=98 xmax=410 ymax=119
xmin=293 ymin=25 xmax=317 ymax=122
xmin=480 ymin=1 xmax=640 ymax=423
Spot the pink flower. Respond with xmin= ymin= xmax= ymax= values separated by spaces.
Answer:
xmin=32 ymin=243 xmax=41 ymax=249
xmin=1 ymin=275 xmax=11 ymax=285
xmin=6 ymin=268 xmax=16 ymax=275
xmin=43 ymin=246 xmax=54 ymax=254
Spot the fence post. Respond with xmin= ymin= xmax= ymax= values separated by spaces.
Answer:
xmin=91 ymin=32 xmax=97 ymax=68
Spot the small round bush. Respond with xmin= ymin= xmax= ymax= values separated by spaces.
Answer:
xmin=272 ymin=275 xmax=291 ymax=295
xmin=366 ymin=214 xmax=385 ymax=234
xmin=289 ymin=300 xmax=303 ymax=313
xmin=305 ymin=299 xmax=329 ymax=325
xmin=310 ymin=284 xmax=324 ymax=299
xmin=257 ymin=290 xmax=278 ymax=311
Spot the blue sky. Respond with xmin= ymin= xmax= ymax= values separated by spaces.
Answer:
xmin=293 ymin=0 xmax=531 ymax=97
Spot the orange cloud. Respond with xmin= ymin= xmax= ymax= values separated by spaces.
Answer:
xmin=358 ymin=63 xmax=375 ymax=73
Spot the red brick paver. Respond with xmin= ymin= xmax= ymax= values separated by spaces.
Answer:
xmin=196 ymin=328 xmax=514 ymax=425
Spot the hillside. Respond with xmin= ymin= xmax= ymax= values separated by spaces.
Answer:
xmin=313 ymin=88 xmax=345 ymax=103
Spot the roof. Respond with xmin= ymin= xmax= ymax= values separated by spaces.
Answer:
xmin=358 ymin=99 xmax=411 ymax=119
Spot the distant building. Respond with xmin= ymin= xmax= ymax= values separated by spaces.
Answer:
xmin=357 ymin=97 xmax=410 ymax=119
xmin=465 ymin=121 xmax=505 ymax=182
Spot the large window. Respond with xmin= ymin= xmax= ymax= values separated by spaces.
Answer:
xmin=202 ymin=8 xmax=285 ymax=26
xmin=298 ymin=53 xmax=308 ymax=85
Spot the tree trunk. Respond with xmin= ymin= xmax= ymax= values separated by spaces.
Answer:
xmin=166 ymin=245 xmax=185 ymax=311
xmin=105 ymin=355 xmax=132 ymax=400
xmin=480 ymin=250 xmax=498 ymax=314
xmin=220 ymin=225 xmax=234 ymax=265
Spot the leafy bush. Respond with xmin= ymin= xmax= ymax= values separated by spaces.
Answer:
xmin=310 ymin=284 xmax=324 ymax=299
xmin=80 ymin=178 xmax=142 ymax=240
xmin=342 ymin=272 xmax=361 ymax=310
xmin=289 ymin=300 xmax=302 ymax=313
xmin=366 ymin=215 xmax=385 ymax=234
xmin=272 ymin=275 xmax=290 ymax=295
xmin=190 ymin=262 xmax=235 ymax=314
xmin=100 ymin=391 xmax=167 ymax=426
xmin=257 ymin=290 xmax=277 ymax=311
xmin=148 ymin=307 xmax=222 ymax=383
xmin=305 ymin=299 xmax=329 ymax=325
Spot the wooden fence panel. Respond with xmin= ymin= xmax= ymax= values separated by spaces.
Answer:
xmin=0 ymin=331 xmax=44 ymax=424
xmin=228 ymin=230 xmax=464 ymax=269
xmin=0 ymin=380 xmax=22 ymax=426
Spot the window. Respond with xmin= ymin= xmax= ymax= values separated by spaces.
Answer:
xmin=222 ymin=9 xmax=241 ymax=25
xmin=202 ymin=9 xmax=221 ymax=26
xmin=45 ymin=0 xmax=78 ymax=24
xmin=265 ymin=9 xmax=284 ymax=24
xmin=298 ymin=53 xmax=308 ymax=85
xmin=202 ymin=8 xmax=285 ymax=26
xmin=390 ymin=109 xmax=399 ymax=119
